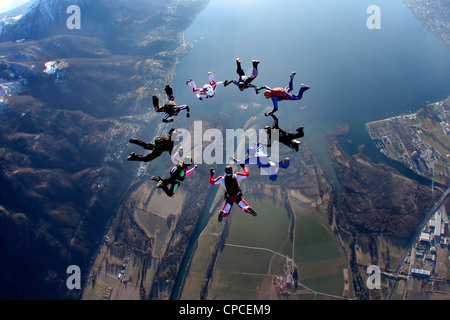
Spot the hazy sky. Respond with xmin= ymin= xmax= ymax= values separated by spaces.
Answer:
xmin=0 ymin=0 xmax=31 ymax=14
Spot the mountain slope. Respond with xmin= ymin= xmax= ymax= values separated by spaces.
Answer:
xmin=0 ymin=0 xmax=208 ymax=299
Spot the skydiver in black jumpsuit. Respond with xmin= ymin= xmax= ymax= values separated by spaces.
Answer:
xmin=153 ymin=85 xmax=190 ymax=123
xmin=264 ymin=113 xmax=304 ymax=152
xmin=223 ymin=58 xmax=261 ymax=93
xmin=127 ymin=128 xmax=180 ymax=162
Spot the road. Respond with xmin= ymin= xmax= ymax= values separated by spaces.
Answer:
xmin=385 ymin=186 xmax=450 ymax=300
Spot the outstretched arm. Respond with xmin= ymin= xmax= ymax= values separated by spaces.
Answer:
xmin=209 ymin=168 xmax=223 ymax=185
xmin=234 ymin=157 xmax=250 ymax=165
xmin=172 ymin=148 xmax=182 ymax=164
xmin=236 ymin=164 xmax=249 ymax=180
xmin=270 ymin=113 xmax=279 ymax=129
xmin=185 ymin=165 xmax=198 ymax=176
xmin=223 ymin=80 xmax=238 ymax=87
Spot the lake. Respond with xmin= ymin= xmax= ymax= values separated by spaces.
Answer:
xmin=172 ymin=0 xmax=450 ymax=177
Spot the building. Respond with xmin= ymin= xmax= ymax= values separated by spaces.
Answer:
xmin=411 ymin=268 xmax=431 ymax=277
xmin=419 ymin=231 xmax=432 ymax=244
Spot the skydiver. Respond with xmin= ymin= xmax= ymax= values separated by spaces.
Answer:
xmin=150 ymin=148 xmax=198 ymax=197
xmin=186 ymin=71 xmax=224 ymax=100
xmin=259 ymin=72 xmax=310 ymax=117
xmin=233 ymin=144 xmax=290 ymax=181
xmin=153 ymin=84 xmax=190 ymax=123
xmin=264 ymin=114 xmax=304 ymax=152
xmin=210 ymin=164 xmax=257 ymax=222
xmin=223 ymin=58 xmax=261 ymax=93
xmin=127 ymin=128 xmax=181 ymax=162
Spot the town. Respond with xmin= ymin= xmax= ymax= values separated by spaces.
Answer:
xmin=395 ymin=204 xmax=450 ymax=299
xmin=366 ymin=98 xmax=450 ymax=186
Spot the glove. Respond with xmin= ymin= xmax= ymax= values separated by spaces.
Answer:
xmin=194 ymin=165 xmax=198 ymax=170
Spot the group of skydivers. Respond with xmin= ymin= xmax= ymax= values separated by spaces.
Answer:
xmin=127 ymin=58 xmax=310 ymax=222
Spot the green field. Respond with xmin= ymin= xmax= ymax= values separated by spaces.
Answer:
xmin=292 ymin=207 xmax=349 ymax=297
xmin=205 ymin=196 xmax=351 ymax=299
xmin=226 ymin=197 xmax=292 ymax=255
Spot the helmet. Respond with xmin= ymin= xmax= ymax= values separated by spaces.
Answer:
xmin=247 ymin=147 xmax=256 ymax=157
xmin=264 ymin=90 xmax=272 ymax=99
xmin=225 ymin=165 xmax=233 ymax=176
xmin=238 ymin=82 xmax=246 ymax=91
xmin=183 ymin=156 xmax=192 ymax=166
xmin=207 ymin=90 xmax=215 ymax=97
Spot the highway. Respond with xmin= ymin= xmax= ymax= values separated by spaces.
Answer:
xmin=385 ymin=186 xmax=450 ymax=300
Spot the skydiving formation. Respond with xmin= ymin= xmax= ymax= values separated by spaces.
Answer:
xmin=127 ymin=57 xmax=311 ymax=223
xmin=186 ymin=71 xmax=223 ymax=100
xmin=210 ymin=164 xmax=257 ymax=222
xmin=153 ymin=84 xmax=190 ymax=123
xmin=259 ymin=71 xmax=310 ymax=117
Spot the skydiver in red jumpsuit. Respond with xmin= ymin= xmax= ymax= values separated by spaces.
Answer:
xmin=210 ymin=164 xmax=257 ymax=222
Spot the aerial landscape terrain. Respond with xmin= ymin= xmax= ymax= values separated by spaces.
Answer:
xmin=0 ymin=0 xmax=449 ymax=302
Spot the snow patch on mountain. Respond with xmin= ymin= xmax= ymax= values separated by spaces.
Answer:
xmin=0 ymin=13 xmax=24 ymax=34
xmin=0 ymin=81 xmax=24 ymax=96
xmin=43 ymin=60 xmax=58 ymax=74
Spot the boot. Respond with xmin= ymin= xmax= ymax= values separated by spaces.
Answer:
xmin=164 ymin=84 xmax=173 ymax=96
xmin=247 ymin=207 xmax=257 ymax=217
xmin=127 ymin=152 xmax=138 ymax=161
xmin=292 ymin=140 xmax=301 ymax=152
xmin=218 ymin=210 xmax=224 ymax=222
xmin=186 ymin=106 xmax=190 ymax=118
xmin=252 ymin=60 xmax=260 ymax=68
xmin=290 ymin=71 xmax=296 ymax=80
xmin=280 ymin=158 xmax=290 ymax=169
xmin=152 ymin=95 xmax=159 ymax=108
xmin=298 ymin=84 xmax=310 ymax=98
xmin=296 ymin=126 xmax=305 ymax=138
